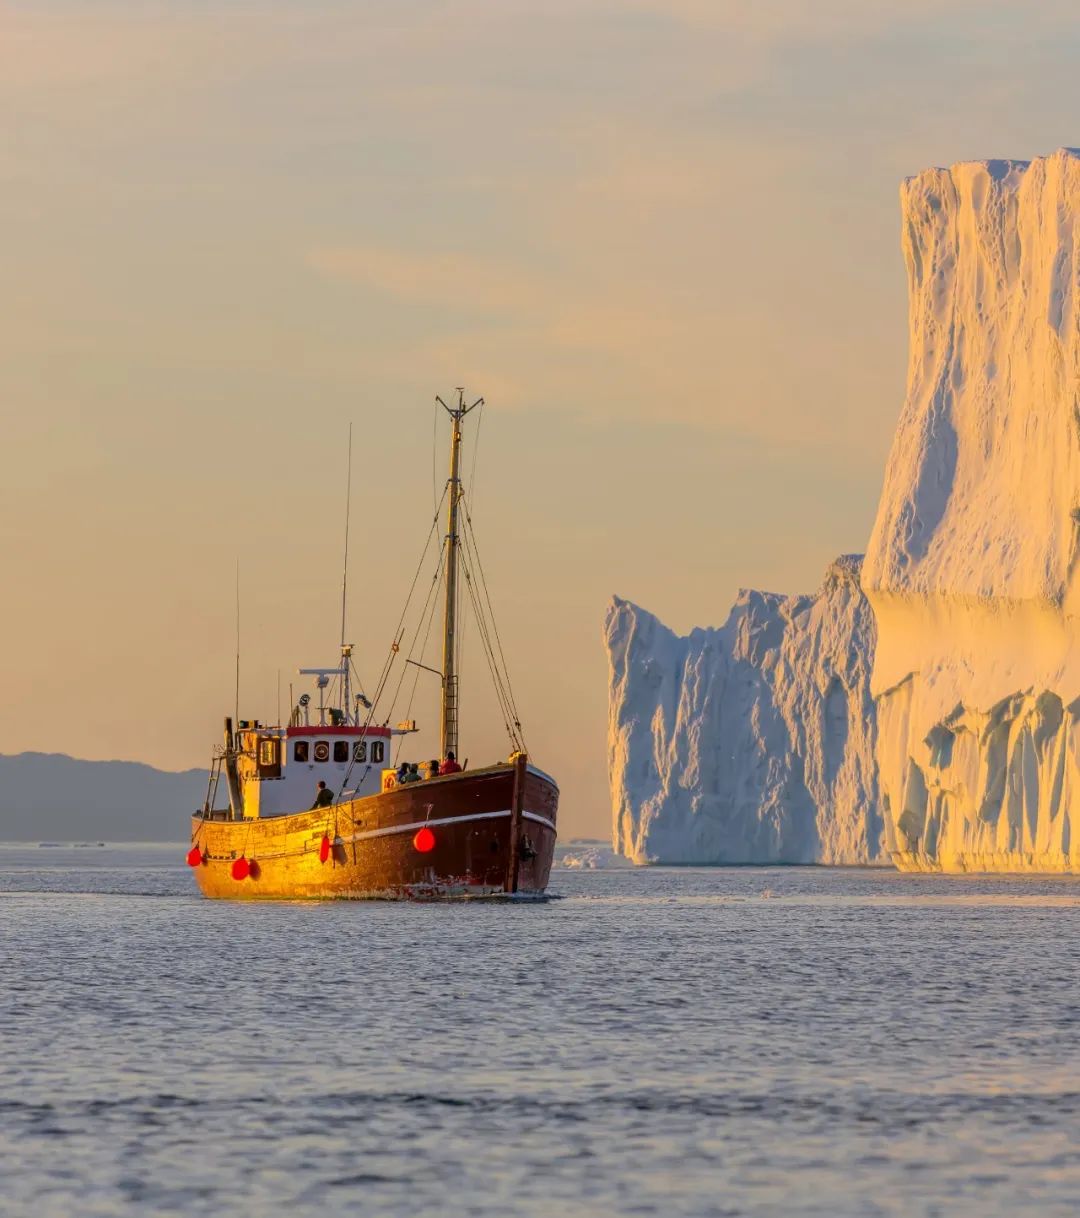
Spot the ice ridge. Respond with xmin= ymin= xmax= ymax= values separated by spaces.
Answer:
xmin=863 ymin=148 xmax=1080 ymax=872
xmin=605 ymin=556 xmax=883 ymax=864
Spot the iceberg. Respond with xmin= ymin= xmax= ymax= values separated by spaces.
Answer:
xmin=605 ymin=149 xmax=1080 ymax=873
xmin=862 ymin=149 xmax=1080 ymax=872
xmin=554 ymin=840 xmax=633 ymax=870
xmin=605 ymin=556 xmax=883 ymax=864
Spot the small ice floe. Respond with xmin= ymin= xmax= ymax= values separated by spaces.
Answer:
xmin=553 ymin=840 xmax=633 ymax=870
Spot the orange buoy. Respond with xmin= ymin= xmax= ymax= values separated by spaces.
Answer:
xmin=186 ymin=846 xmax=203 ymax=867
xmin=413 ymin=826 xmax=436 ymax=853
xmin=319 ymin=834 xmax=331 ymax=863
xmin=231 ymin=856 xmax=250 ymax=881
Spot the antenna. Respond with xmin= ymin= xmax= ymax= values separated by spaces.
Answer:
xmin=234 ymin=559 xmax=241 ymax=725
xmin=340 ymin=421 xmax=354 ymax=721
xmin=341 ymin=421 xmax=353 ymax=652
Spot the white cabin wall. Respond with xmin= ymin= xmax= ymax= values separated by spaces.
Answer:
xmin=252 ymin=732 xmax=391 ymax=817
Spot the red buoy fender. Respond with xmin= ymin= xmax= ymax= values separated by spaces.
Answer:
xmin=319 ymin=834 xmax=331 ymax=863
xmin=186 ymin=846 xmax=203 ymax=867
xmin=231 ymin=856 xmax=250 ymax=881
xmin=413 ymin=826 xmax=436 ymax=853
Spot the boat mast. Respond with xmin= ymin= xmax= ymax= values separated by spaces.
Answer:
xmin=436 ymin=389 xmax=482 ymax=759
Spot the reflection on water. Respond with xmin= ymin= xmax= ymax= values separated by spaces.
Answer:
xmin=2 ymin=845 xmax=1079 ymax=1216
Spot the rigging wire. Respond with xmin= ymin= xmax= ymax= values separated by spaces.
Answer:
xmin=454 ymin=534 xmax=523 ymax=750
xmin=433 ymin=398 xmax=440 ymax=514
xmin=459 ymin=488 xmax=526 ymax=744
xmin=453 ymin=402 xmax=483 ymax=734
xmin=388 ymin=482 xmax=449 ymax=667
xmin=466 ymin=513 xmax=523 ymax=733
xmin=459 ymin=545 xmax=522 ymax=752
xmin=385 ymin=546 xmax=444 ymax=725
xmin=393 ymin=561 xmax=446 ymax=765
xmin=349 ymin=656 xmax=370 ymax=707
xmin=466 ymin=399 xmax=484 ymax=504
xmin=334 ymin=487 xmax=448 ymax=797
xmin=333 ymin=399 xmax=528 ymax=795
xmin=454 ymin=481 xmax=466 ymax=730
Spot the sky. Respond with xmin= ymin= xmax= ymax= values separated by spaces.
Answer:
xmin=4 ymin=0 xmax=1080 ymax=838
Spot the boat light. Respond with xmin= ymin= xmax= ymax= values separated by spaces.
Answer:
xmin=186 ymin=846 xmax=203 ymax=867
xmin=232 ymin=856 xmax=250 ymax=881
xmin=413 ymin=827 xmax=436 ymax=853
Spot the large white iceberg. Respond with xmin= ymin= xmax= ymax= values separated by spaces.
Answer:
xmin=606 ymin=149 xmax=1080 ymax=872
xmin=605 ymin=556 xmax=883 ymax=864
xmin=862 ymin=149 xmax=1080 ymax=872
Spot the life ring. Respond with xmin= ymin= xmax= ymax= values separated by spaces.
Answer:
xmin=313 ymin=741 xmax=330 ymax=763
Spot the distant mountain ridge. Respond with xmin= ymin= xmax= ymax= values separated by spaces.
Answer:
xmin=0 ymin=752 xmax=208 ymax=841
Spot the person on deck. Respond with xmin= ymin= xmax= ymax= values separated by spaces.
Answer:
xmin=440 ymin=751 xmax=462 ymax=775
xmin=311 ymin=780 xmax=334 ymax=809
xmin=424 ymin=759 xmax=440 ymax=780
xmin=399 ymin=763 xmax=422 ymax=784
xmin=396 ymin=761 xmax=410 ymax=785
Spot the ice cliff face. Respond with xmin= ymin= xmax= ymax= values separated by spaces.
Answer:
xmin=863 ymin=149 xmax=1080 ymax=871
xmin=605 ymin=556 xmax=883 ymax=864
xmin=606 ymin=149 xmax=1080 ymax=872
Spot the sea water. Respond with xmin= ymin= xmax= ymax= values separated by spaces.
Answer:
xmin=2 ymin=845 xmax=1079 ymax=1217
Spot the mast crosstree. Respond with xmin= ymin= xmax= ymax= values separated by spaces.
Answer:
xmin=436 ymin=388 xmax=483 ymax=760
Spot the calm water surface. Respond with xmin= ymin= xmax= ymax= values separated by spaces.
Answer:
xmin=2 ymin=845 xmax=1079 ymax=1217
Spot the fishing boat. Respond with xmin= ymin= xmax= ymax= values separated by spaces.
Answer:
xmin=187 ymin=391 xmax=558 ymax=899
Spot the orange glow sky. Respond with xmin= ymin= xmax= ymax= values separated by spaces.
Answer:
xmin=4 ymin=2 xmax=1080 ymax=836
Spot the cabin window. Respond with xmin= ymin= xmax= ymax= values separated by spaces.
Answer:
xmin=259 ymin=739 xmax=279 ymax=767
xmin=333 ymin=740 xmax=349 ymax=764
xmin=353 ymin=741 xmax=367 ymax=763
xmin=371 ymin=740 xmax=385 ymax=764
xmin=313 ymin=741 xmax=330 ymax=763
xmin=294 ymin=741 xmax=309 ymax=763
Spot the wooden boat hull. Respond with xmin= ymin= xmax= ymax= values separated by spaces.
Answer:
xmin=188 ymin=762 xmax=557 ymax=899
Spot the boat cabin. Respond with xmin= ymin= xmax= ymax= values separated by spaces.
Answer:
xmin=233 ymin=724 xmax=396 ymax=818
xmin=215 ymin=654 xmax=418 ymax=820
